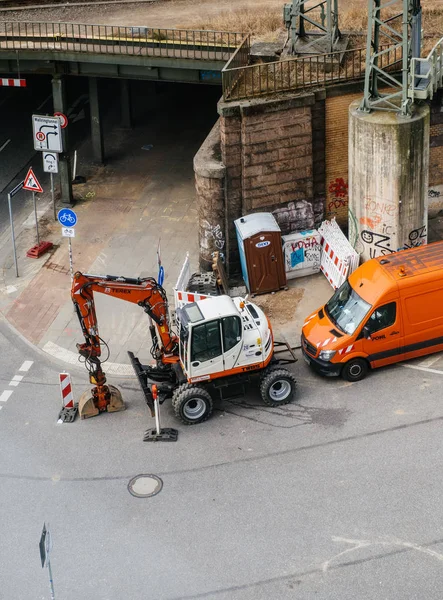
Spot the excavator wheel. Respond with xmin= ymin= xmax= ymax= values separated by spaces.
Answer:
xmin=259 ymin=368 xmax=297 ymax=408
xmin=173 ymin=385 xmax=213 ymax=425
xmin=78 ymin=384 xmax=125 ymax=419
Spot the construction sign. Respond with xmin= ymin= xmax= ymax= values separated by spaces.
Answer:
xmin=23 ymin=167 xmax=43 ymax=193
xmin=57 ymin=373 xmax=78 ymax=423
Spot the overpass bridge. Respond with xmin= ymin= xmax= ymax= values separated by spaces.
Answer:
xmin=0 ymin=21 xmax=244 ymax=84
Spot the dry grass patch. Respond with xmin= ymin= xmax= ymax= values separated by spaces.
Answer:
xmin=178 ymin=6 xmax=283 ymax=37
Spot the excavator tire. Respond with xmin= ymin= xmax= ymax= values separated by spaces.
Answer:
xmin=173 ymin=386 xmax=213 ymax=425
xmin=259 ymin=368 xmax=297 ymax=408
xmin=78 ymin=385 xmax=125 ymax=419
xmin=171 ymin=383 xmax=194 ymax=410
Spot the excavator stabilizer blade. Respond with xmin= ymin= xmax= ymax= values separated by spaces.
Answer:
xmin=106 ymin=384 xmax=126 ymax=413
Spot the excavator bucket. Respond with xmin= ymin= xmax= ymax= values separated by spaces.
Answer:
xmin=78 ymin=384 xmax=125 ymax=419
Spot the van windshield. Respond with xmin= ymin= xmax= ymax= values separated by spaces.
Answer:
xmin=325 ymin=280 xmax=371 ymax=335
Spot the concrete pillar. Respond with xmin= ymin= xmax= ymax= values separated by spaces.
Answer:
xmin=348 ymin=100 xmax=430 ymax=261
xmin=120 ymin=79 xmax=133 ymax=129
xmin=89 ymin=77 xmax=104 ymax=164
xmin=52 ymin=75 xmax=73 ymax=205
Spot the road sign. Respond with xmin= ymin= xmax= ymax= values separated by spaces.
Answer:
xmin=54 ymin=112 xmax=68 ymax=129
xmin=57 ymin=208 xmax=77 ymax=227
xmin=23 ymin=167 xmax=43 ymax=193
xmin=62 ymin=227 xmax=75 ymax=238
xmin=9 ymin=181 xmax=24 ymax=198
xmin=43 ymin=152 xmax=59 ymax=174
xmin=32 ymin=115 xmax=62 ymax=153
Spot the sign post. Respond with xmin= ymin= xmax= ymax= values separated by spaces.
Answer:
xmin=57 ymin=208 xmax=77 ymax=279
xmin=23 ymin=167 xmax=53 ymax=259
xmin=42 ymin=152 xmax=59 ymax=221
xmin=39 ymin=522 xmax=56 ymax=600
xmin=7 ymin=180 xmax=24 ymax=278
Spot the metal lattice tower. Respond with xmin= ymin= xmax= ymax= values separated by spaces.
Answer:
xmin=360 ymin=0 xmax=422 ymax=116
xmin=284 ymin=0 xmax=341 ymax=55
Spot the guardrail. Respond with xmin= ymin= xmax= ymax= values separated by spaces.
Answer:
xmin=0 ymin=21 xmax=244 ymax=61
xmin=409 ymin=37 xmax=443 ymax=102
xmin=221 ymin=35 xmax=250 ymax=99
xmin=222 ymin=45 xmax=403 ymax=101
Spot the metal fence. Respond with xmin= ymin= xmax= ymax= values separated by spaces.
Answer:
xmin=221 ymin=35 xmax=250 ymax=99
xmin=0 ymin=21 xmax=244 ymax=61
xmin=222 ymin=45 xmax=403 ymax=101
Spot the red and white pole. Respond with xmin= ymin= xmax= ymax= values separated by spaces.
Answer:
xmin=59 ymin=373 xmax=74 ymax=409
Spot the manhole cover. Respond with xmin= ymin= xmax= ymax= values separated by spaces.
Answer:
xmin=128 ymin=474 xmax=163 ymax=498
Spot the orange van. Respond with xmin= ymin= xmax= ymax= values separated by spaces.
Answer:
xmin=302 ymin=241 xmax=443 ymax=381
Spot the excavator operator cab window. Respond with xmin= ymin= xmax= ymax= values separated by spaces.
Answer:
xmin=222 ymin=316 xmax=242 ymax=351
xmin=191 ymin=320 xmax=222 ymax=363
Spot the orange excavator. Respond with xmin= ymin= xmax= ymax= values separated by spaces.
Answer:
xmin=71 ymin=270 xmax=298 ymax=424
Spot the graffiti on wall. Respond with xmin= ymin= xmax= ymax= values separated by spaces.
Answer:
xmin=272 ymin=200 xmax=315 ymax=235
xmin=327 ymin=178 xmax=348 ymax=219
xmin=202 ymin=220 xmax=225 ymax=250
xmin=359 ymin=225 xmax=427 ymax=259
xmin=283 ymin=231 xmax=321 ymax=276
xmin=428 ymin=189 xmax=441 ymax=198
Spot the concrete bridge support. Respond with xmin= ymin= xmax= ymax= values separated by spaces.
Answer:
xmin=52 ymin=75 xmax=73 ymax=205
xmin=89 ymin=77 xmax=104 ymax=164
xmin=120 ymin=79 xmax=133 ymax=129
xmin=348 ymin=100 xmax=430 ymax=260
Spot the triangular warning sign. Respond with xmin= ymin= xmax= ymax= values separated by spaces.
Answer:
xmin=23 ymin=167 xmax=43 ymax=193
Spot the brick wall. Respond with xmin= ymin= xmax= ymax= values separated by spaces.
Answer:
xmin=325 ymin=92 xmax=362 ymax=227
xmin=217 ymin=91 xmax=324 ymax=275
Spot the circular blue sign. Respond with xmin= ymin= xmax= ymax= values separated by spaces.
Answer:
xmin=57 ymin=208 xmax=77 ymax=227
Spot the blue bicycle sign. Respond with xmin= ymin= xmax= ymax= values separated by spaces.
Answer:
xmin=57 ymin=208 xmax=77 ymax=227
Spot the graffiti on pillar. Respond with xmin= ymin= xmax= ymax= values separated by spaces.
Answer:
xmin=359 ymin=225 xmax=427 ymax=258
xmin=326 ymin=178 xmax=348 ymax=219
xmin=202 ymin=220 xmax=225 ymax=250
xmin=428 ymin=189 xmax=441 ymax=198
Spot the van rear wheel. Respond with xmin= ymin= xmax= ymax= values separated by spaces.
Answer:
xmin=341 ymin=358 xmax=368 ymax=382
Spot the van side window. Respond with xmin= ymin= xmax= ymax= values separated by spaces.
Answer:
xmin=366 ymin=302 xmax=396 ymax=334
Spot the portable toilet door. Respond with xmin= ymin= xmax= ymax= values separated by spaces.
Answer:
xmin=235 ymin=213 xmax=286 ymax=295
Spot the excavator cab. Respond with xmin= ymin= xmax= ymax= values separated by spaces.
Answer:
xmin=176 ymin=295 xmax=273 ymax=382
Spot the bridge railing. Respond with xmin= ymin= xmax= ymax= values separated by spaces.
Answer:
xmin=409 ymin=37 xmax=443 ymax=102
xmin=221 ymin=35 xmax=251 ymax=99
xmin=0 ymin=21 xmax=244 ymax=61
xmin=222 ymin=44 xmax=403 ymax=101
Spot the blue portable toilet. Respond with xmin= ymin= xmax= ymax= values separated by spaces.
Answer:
xmin=234 ymin=212 xmax=286 ymax=295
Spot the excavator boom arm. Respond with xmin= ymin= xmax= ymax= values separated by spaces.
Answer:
xmin=71 ymin=271 xmax=178 ymax=361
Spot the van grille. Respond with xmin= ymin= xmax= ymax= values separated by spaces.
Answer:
xmin=302 ymin=334 xmax=317 ymax=357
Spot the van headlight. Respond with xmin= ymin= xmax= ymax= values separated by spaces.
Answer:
xmin=319 ymin=350 xmax=336 ymax=361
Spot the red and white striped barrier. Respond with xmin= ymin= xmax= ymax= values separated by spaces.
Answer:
xmin=318 ymin=219 xmax=359 ymax=289
xmin=59 ymin=373 xmax=74 ymax=409
xmin=0 ymin=78 xmax=26 ymax=88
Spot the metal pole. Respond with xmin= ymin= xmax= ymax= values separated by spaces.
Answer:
xmin=68 ymin=237 xmax=73 ymax=280
xmin=154 ymin=397 xmax=161 ymax=435
xmin=7 ymin=193 xmax=19 ymax=278
xmin=72 ymin=150 xmax=77 ymax=181
xmin=47 ymin=558 xmax=56 ymax=600
xmin=33 ymin=192 xmax=40 ymax=247
xmin=51 ymin=173 xmax=56 ymax=221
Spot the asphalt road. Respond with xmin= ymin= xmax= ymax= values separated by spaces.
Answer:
xmin=1 ymin=317 xmax=443 ymax=599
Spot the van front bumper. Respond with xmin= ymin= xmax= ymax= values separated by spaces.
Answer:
xmin=301 ymin=347 xmax=342 ymax=377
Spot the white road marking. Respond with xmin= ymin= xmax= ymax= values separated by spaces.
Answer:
xmin=401 ymin=363 xmax=443 ymax=375
xmin=415 ymin=353 xmax=443 ymax=368
xmin=0 ymin=138 xmax=11 ymax=152
xmin=9 ymin=375 xmax=23 ymax=387
xmin=43 ymin=341 xmax=134 ymax=376
xmin=36 ymin=94 xmax=51 ymax=110
xmin=18 ymin=360 xmax=33 ymax=372
xmin=0 ymin=390 xmax=13 ymax=402
xmin=6 ymin=285 xmax=17 ymax=294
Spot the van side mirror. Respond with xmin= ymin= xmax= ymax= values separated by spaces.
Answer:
xmin=363 ymin=326 xmax=372 ymax=340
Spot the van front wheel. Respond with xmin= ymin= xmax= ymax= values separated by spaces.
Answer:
xmin=341 ymin=358 xmax=368 ymax=382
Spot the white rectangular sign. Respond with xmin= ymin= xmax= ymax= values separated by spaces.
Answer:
xmin=42 ymin=152 xmax=59 ymax=173
xmin=62 ymin=227 xmax=75 ymax=238
xmin=32 ymin=115 xmax=63 ymax=153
